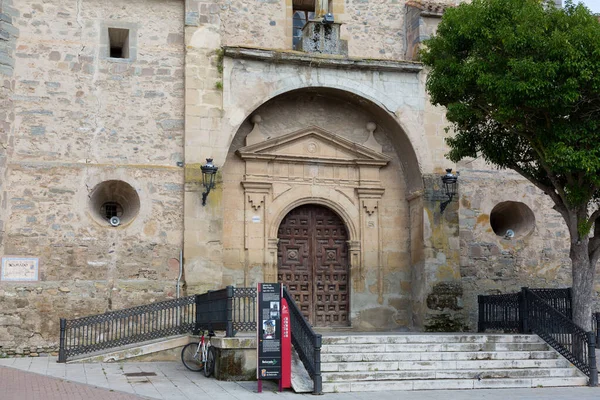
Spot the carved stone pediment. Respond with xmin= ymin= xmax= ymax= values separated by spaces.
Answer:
xmin=236 ymin=126 xmax=391 ymax=166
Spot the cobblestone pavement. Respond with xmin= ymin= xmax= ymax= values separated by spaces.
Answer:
xmin=2 ymin=356 xmax=600 ymax=400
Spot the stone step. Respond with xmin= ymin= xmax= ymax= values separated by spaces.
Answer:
xmin=321 ymin=334 xmax=543 ymax=345
xmin=321 ymin=350 xmax=559 ymax=363
xmin=323 ymin=367 xmax=581 ymax=381
xmin=321 ymin=342 xmax=550 ymax=353
xmin=322 ymin=376 xmax=589 ymax=392
xmin=321 ymin=358 xmax=570 ymax=372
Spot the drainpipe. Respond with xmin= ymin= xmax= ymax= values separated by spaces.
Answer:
xmin=176 ymin=249 xmax=183 ymax=298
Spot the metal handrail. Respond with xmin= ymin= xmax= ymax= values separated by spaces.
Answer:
xmin=283 ymin=287 xmax=322 ymax=394
xmin=593 ymin=312 xmax=600 ymax=346
xmin=58 ymin=286 xmax=258 ymax=363
xmin=524 ymin=288 xmax=598 ymax=386
xmin=478 ymin=292 xmax=520 ymax=332
xmin=58 ymin=295 xmax=196 ymax=362
xmin=478 ymin=288 xmax=573 ymax=332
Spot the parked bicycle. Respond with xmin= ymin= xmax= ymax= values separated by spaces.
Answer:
xmin=181 ymin=329 xmax=216 ymax=377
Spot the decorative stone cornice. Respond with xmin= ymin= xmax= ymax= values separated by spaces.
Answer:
xmin=237 ymin=125 xmax=391 ymax=167
xmin=356 ymin=188 xmax=386 ymax=198
xmin=241 ymin=181 xmax=272 ymax=192
xmin=406 ymin=0 xmax=456 ymax=17
xmin=223 ymin=46 xmax=423 ymax=73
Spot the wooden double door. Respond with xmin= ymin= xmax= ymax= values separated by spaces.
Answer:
xmin=277 ymin=204 xmax=349 ymax=327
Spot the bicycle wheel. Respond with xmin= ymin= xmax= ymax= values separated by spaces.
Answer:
xmin=204 ymin=346 xmax=216 ymax=377
xmin=181 ymin=342 xmax=203 ymax=372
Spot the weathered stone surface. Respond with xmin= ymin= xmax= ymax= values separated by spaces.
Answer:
xmin=1 ymin=0 xmax=185 ymax=351
xmin=297 ymin=21 xmax=348 ymax=56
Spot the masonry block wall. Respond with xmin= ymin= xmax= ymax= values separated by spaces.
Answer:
xmin=0 ymin=0 xmax=185 ymax=354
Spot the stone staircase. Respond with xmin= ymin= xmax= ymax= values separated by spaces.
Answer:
xmin=320 ymin=334 xmax=588 ymax=392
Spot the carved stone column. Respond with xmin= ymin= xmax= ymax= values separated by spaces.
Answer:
xmin=348 ymin=240 xmax=362 ymax=292
xmin=241 ymin=181 xmax=272 ymax=284
xmin=357 ymin=187 xmax=385 ymax=304
xmin=266 ymin=238 xmax=279 ymax=284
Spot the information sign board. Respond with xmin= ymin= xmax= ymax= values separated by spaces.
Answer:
xmin=1 ymin=257 xmax=39 ymax=281
xmin=257 ymin=283 xmax=282 ymax=380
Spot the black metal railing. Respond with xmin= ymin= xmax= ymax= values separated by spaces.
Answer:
xmin=524 ymin=288 xmax=597 ymax=386
xmin=528 ymin=288 xmax=572 ymax=319
xmin=478 ymin=288 xmax=572 ymax=333
xmin=58 ymin=286 xmax=258 ymax=363
xmin=593 ymin=312 xmax=600 ymax=346
xmin=478 ymin=287 xmax=597 ymax=386
xmin=478 ymin=292 xmax=521 ymax=333
xmin=195 ymin=288 xmax=229 ymax=334
xmin=232 ymin=286 xmax=257 ymax=333
xmin=58 ymin=295 xmax=196 ymax=362
xmin=283 ymin=287 xmax=322 ymax=394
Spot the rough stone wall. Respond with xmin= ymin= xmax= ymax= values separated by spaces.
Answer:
xmin=417 ymin=174 xmax=464 ymax=331
xmin=457 ymin=168 xmax=573 ymax=331
xmin=342 ymin=0 xmax=405 ymax=59
xmin=1 ymin=0 xmax=19 ymax=277
xmin=182 ymin=0 xmax=225 ymax=295
xmin=404 ymin=5 xmax=422 ymax=61
xmin=184 ymin=0 xmax=459 ymax=60
xmin=0 ymin=0 xmax=185 ymax=352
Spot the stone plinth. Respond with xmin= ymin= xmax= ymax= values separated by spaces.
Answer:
xmin=298 ymin=21 xmax=348 ymax=56
xmin=212 ymin=336 xmax=257 ymax=381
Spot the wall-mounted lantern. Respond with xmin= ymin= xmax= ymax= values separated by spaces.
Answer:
xmin=440 ymin=168 xmax=458 ymax=214
xmin=201 ymin=158 xmax=218 ymax=206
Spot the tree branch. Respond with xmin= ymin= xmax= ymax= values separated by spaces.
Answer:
xmin=511 ymin=163 xmax=567 ymax=218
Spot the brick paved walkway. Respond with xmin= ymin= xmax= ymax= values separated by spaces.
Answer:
xmin=1 ymin=366 xmax=145 ymax=400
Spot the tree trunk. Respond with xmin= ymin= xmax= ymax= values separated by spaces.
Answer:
xmin=571 ymin=241 xmax=595 ymax=331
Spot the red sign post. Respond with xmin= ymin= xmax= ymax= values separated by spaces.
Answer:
xmin=280 ymin=298 xmax=292 ymax=389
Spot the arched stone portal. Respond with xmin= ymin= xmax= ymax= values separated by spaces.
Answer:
xmin=206 ymin=87 xmax=427 ymax=330
xmin=277 ymin=204 xmax=349 ymax=327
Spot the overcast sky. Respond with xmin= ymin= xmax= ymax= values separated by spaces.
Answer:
xmin=577 ymin=0 xmax=600 ymax=13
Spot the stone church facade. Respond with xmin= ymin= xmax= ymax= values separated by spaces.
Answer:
xmin=0 ymin=0 xmax=578 ymax=355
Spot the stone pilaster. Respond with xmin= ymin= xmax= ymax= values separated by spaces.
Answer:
xmin=357 ymin=188 xmax=385 ymax=303
xmin=241 ymin=181 xmax=272 ymax=282
xmin=0 ymin=0 xmax=19 ymax=259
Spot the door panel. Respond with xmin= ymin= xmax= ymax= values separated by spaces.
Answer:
xmin=277 ymin=204 xmax=349 ymax=327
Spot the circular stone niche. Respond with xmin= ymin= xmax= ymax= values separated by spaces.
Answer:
xmin=489 ymin=201 xmax=535 ymax=239
xmin=89 ymin=180 xmax=140 ymax=226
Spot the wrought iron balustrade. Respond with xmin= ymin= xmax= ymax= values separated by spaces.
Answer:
xmin=529 ymin=288 xmax=572 ymax=319
xmin=195 ymin=288 xmax=229 ymax=334
xmin=593 ymin=312 xmax=600 ymax=346
xmin=58 ymin=286 xmax=257 ymax=363
xmin=478 ymin=292 xmax=521 ymax=333
xmin=232 ymin=286 xmax=257 ymax=333
xmin=524 ymin=288 xmax=597 ymax=386
xmin=58 ymin=295 xmax=196 ymax=363
xmin=478 ymin=286 xmax=597 ymax=386
xmin=478 ymin=288 xmax=573 ymax=333
xmin=283 ymin=287 xmax=322 ymax=394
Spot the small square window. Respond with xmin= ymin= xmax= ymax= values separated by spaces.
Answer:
xmin=101 ymin=202 xmax=123 ymax=220
xmin=108 ymin=28 xmax=130 ymax=59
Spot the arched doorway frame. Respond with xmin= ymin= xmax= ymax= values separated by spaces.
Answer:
xmin=263 ymin=189 xmax=361 ymax=297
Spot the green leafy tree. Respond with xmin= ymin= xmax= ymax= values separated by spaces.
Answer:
xmin=421 ymin=0 xmax=600 ymax=329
